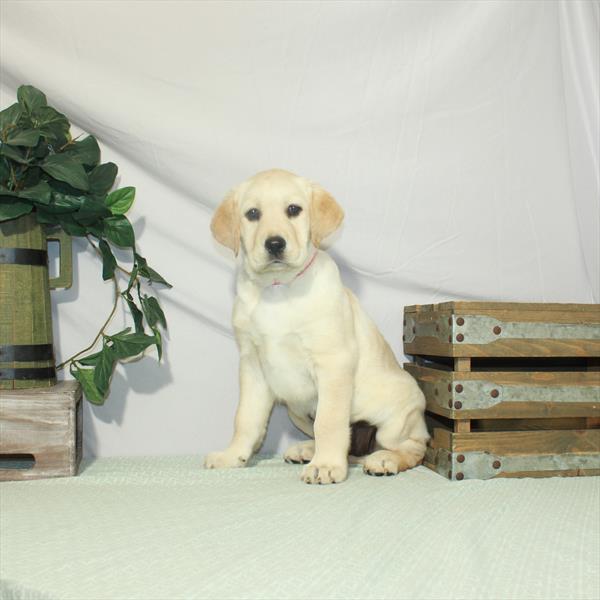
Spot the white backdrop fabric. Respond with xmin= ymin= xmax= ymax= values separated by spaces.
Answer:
xmin=1 ymin=1 xmax=598 ymax=458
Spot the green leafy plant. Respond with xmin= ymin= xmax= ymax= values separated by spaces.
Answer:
xmin=0 ymin=84 xmax=171 ymax=404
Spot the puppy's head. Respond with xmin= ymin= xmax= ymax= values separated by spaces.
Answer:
xmin=211 ymin=169 xmax=343 ymax=276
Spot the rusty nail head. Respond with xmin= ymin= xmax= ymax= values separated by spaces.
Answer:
xmin=447 ymin=383 xmax=452 ymax=392
xmin=456 ymin=472 xmax=464 ymax=481
xmin=490 ymin=389 xmax=499 ymax=398
xmin=492 ymin=460 xmax=501 ymax=469
xmin=457 ymin=317 xmax=465 ymax=326
xmin=455 ymin=384 xmax=463 ymax=393
xmin=448 ymin=317 xmax=452 ymax=326
xmin=448 ymin=335 xmax=452 ymax=343
xmin=448 ymin=400 xmax=453 ymax=408
xmin=454 ymin=401 xmax=462 ymax=409
xmin=493 ymin=326 xmax=502 ymax=335
xmin=457 ymin=454 xmax=465 ymax=463
xmin=456 ymin=333 xmax=464 ymax=342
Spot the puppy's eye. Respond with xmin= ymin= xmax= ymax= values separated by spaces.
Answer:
xmin=245 ymin=208 xmax=261 ymax=221
xmin=287 ymin=204 xmax=302 ymax=218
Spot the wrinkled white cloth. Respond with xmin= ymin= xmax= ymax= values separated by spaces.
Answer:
xmin=0 ymin=1 xmax=598 ymax=457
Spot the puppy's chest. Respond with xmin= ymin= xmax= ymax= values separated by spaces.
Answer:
xmin=245 ymin=296 xmax=317 ymax=404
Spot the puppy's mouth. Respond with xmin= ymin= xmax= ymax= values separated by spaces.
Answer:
xmin=264 ymin=258 xmax=288 ymax=270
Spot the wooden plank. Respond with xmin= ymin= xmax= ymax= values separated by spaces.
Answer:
xmin=494 ymin=468 xmax=600 ymax=479
xmin=405 ymin=337 xmax=600 ymax=358
xmin=475 ymin=417 xmax=591 ymax=431
xmin=454 ymin=419 xmax=471 ymax=433
xmin=455 ymin=357 xmax=471 ymax=372
xmin=405 ymin=302 xmax=600 ymax=314
xmin=450 ymin=429 xmax=600 ymax=455
xmin=0 ymin=381 xmax=82 ymax=481
xmin=406 ymin=363 xmax=600 ymax=419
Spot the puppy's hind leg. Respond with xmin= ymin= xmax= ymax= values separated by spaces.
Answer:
xmin=284 ymin=409 xmax=315 ymax=464
xmin=362 ymin=408 xmax=429 ymax=477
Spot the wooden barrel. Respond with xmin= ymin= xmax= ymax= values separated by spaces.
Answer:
xmin=0 ymin=213 xmax=56 ymax=390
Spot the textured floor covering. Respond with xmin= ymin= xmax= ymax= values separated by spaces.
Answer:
xmin=1 ymin=456 xmax=599 ymax=600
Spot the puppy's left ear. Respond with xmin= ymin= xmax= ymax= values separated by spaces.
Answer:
xmin=310 ymin=183 xmax=344 ymax=247
xmin=211 ymin=189 xmax=240 ymax=256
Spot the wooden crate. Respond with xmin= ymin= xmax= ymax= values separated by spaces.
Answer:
xmin=403 ymin=302 xmax=600 ymax=481
xmin=0 ymin=381 xmax=82 ymax=481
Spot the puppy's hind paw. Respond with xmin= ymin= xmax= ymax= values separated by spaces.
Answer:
xmin=204 ymin=450 xmax=248 ymax=469
xmin=284 ymin=440 xmax=315 ymax=464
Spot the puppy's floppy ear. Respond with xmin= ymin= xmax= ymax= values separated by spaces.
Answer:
xmin=310 ymin=183 xmax=344 ymax=247
xmin=211 ymin=189 xmax=240 ymax=255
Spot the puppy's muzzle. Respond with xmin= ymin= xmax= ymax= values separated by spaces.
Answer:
xmin=265 ymin=236 xmax=286 ymax=258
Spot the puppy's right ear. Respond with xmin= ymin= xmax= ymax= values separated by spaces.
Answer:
xmin=211 ymin=189 xmax=240 ymax=256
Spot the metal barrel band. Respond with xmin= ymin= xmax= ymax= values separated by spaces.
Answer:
xmin=0 ymin=367 xmax=56 ymax=380
xmin=0 ymin=248 xmax=48 ymax=266
xmin=0 ymin=344 xmax=54 ymax=362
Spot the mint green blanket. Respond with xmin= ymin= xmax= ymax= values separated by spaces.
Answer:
xmin=1 ymin=456 xmax=599 ymax=600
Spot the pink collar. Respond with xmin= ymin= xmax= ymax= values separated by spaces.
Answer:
xmin=272 ymin=250 xmax=318 ymax=286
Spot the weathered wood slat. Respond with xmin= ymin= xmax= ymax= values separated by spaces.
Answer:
xmin=406 ymin=301 xmax=600 ymax=314
xmin=403 ymin=302 xmax=600 ymax=358
xmin=0 ymin=381 xmax=82 ymax=481
xmin=406 ymin=363 xmax=600 ymax=419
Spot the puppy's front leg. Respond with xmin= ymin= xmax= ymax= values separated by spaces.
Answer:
xmin=204 ymin=344 xmax=274 ymax=469
xmin=301 ymin=354 xmax=352 ymax=484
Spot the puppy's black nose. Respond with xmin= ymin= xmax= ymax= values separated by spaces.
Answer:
xmin=265 ymin=236 xmax=286 ymax=256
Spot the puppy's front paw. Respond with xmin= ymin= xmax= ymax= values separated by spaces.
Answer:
xmin=204 ymin=450 xmax=248 ymax=470
xmin=301 ymin=458 xmax=348 ymax=485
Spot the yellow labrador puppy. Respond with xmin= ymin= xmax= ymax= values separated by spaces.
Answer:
xmin=205 ymin=169 xmax=429 ymax=484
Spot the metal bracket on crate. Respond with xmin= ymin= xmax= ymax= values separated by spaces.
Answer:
xmin=422 ymin=378 xmax=600 ymax=411
xmin=426 ymin=447 xmax=600 ymax=480
xmin=404 ymin=314 xmax=600 ymax=345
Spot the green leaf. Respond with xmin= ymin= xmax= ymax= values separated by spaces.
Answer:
xmin=33 ymin=139 xmax=50 ymax=160
xmin=0 ymin=144 xmax=31 ymax=164
xmin=106 ymin=186 xmax=135 ymax=215
xmin=17 ymin=85 xmax=47 ymax=113
xmin=57 ymin=214 xmax=87 ymax=236
xmin=140 ymin=264 xmax=171 ymax=288
xmin=71 ymin=364 xmax=104 ymax=405
xmin=152 ymin=326 xmax=163 ymax=361
xmin=89 ymin=162 xmax=117 ymax=196
xmin=64 ymin=136 xmax=100 ymax=167
xmin=0 ymin=200 xmax=33 ymax=221
xmin=107 ymin=331 xmax=156 ymax=360
xmin=0 ymin=158 xmax=10 ymax=185
xmin=77 ymin=351 xmax=103 ymax=366
xmin=41 ymin=154 xmax=89 ymax=191
xmin=44 ymin=192 xmax=83 ymax=214
xmin=141 ymin=295 xmax=167 ymax=329
xmin=124 ymin=295 xmax=144 ymax=333
xmin=125 ymin=264 xmax=139 ymax=294
xmin=5 ymin=129 xmax=40 ymax=147
xmin=0 ymin=103 xmax=22 ymax=132
xmin=135 ymin=253 xmax=171 ymax=288
xmin=34 ymin=106 xmax=70 ymax=142
xmin=98 ymin=239 xmax=117 ymax=280
xmin=104 ymin=215 xmax=135 ymax=247
xmin=74 ymin=196 xmax=111 ymax=225
xmin=16 ymin=181 xmax=52 ymax=204
xmin=93 ymin=346 xmax=115 ymax=398
xmin=35 ymin=210 xmax=58 ymax=225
